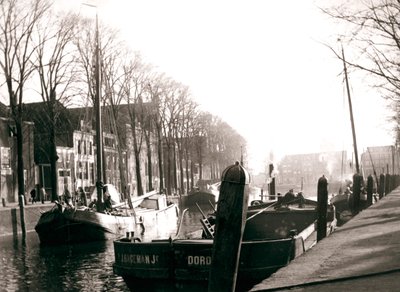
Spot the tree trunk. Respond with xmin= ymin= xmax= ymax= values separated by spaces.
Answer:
xmin=144 ymin=130 xmax=153 ymax=191
xmin=185 ymin=149 xmax=190 ymax=193
xmin=16 ymin=120 xmax=25 ymax=199
xmin=156 ymin=128 xmax=164 ymax=191
xmin=190 ymin=160 xmax=194 ymax=190
xmin=132 ymin=128 xmax=143 ymax=196
xmin=134 ymin=151 xmax=143 ymax=196
xmin=178 ymin=147 xmax=184 ymax=194
xmin=49 ymin=125 xmax=58 ymax=202
xmin=173 ymin=143 xmax=178 ymax=193
xmin=166 ymin=145 xmax=172 ymax=195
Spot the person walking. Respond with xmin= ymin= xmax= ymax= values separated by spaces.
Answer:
xmin=63 ymin=186 xmax=73 ymax=207
xmin=39 ymin=186 xmax=46 ymax=203
xmin=30 ymin=188 xmax=36 ymax=204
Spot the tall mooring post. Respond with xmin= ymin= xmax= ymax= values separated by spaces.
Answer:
xmin=317 ymin=175 xmax=328 ymax=242
xmin=366 ymin=175 xmax=373 ymax=207
xmin=268 ymin=163 xmax=276 ymax=200
xmin=208 ymin=161 xmax=250 ymax=292
xmin=385 ymin=174 xmax=391 ymax=196
xmin=352 ymin=174 xmax=363 ymax=215
xmin=379 ymin=173 xmax=385 ymax=199
xmin=18 ymin=194 xmax=26 ymax=238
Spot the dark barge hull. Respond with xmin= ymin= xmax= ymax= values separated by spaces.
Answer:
xmin=113 ymin=198 xmax=336 ymax=287
xmin=180 ymin=190 xmax=216 ymax=206
xmin=114 ymin=236 xmax=305 ymax=287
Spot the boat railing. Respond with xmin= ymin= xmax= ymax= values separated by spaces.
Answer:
xmin=174 ymin=208 xmax=189 ymax=239
xmin=246 ymin=201 xmax=280 ymax=221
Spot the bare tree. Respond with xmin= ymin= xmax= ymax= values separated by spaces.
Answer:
xmin=173 ymin=85 xmax=193 ymax=194
xmin=159 ymin=80 xmax=185 ymax=195
xmin=33 ymin=11 xmax=79 ymax=200
xmin=147 ymin=73 xmax=167 ymax=192
xmin=122 ymin=54 xmax=151 ymax=196
xmin=323 ymin=0 xmax=400 ymax=143
xmin=0 ymin=0 xmax=51 ymax=200
xmin=180 ymin=97 xmax=199 ymax=193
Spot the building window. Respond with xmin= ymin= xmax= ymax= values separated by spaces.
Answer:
xmin=85 ymin=162 xmax=89 ymax=179
xmin=1 ymin=147 xmax=11 ymax=169
xmin=90 ymin=163 xmax=94 ymax=183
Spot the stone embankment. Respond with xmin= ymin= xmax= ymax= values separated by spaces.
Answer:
xmin=251 ymin=187 xmax=400 ymax=291
xmin=0 ymin=201 xmax=53 ymax=237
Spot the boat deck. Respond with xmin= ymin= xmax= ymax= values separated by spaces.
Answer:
xmin=251 ymin=187 xmax=400 ymax=291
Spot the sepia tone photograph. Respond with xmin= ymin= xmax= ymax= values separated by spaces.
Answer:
xmin=1 ymin=0 xmax=399 ymax=291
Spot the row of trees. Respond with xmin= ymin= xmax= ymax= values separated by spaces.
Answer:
xmin=0 ymin=0 xmax=245 ymax=200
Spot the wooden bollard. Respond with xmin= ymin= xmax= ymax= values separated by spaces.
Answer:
xmin=18 ymin=194 xmax=26 ymax=238
xmin=352 ymin=174 xmax=363 ymax=215
xmin=208 ymin=161 xmax=250 ymax=292
xmin=366 ymin=175 xmax=373 ymax=207
xmin=317 ymin=175 xmax=328 ymax=242
xmin=11 ymin=208 xmax=18 ymax=240
xmin=269 ymin=163 xmax=276 ymax=200
xmin=379 ymin=174 xmax=385 ymax=199
xmin=385 ymin=174 xmax=391 ymax=194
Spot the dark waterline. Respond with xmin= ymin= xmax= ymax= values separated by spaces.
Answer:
xmin=0 ymin=205 xmax=216 ymax=292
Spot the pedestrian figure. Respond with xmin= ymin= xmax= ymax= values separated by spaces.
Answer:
xmin=78 ymin=187 xmax=87 ymax=206
xmin=39 ymin=186 xmax=46 ymax=203
xmin=281 ymin=189 xmax=296 ymax=205
xmin=63 ymin=186 xmax=73 ymax=207
xmin=104 ymin=194 xmax=112 ymax=212
xmin=30 ymin=188 xmax=36 ymax=204
xmin=103 ymin=185 xmax=113 ymax=211
xmin=297 ymin=191 xmax=306 ymax=208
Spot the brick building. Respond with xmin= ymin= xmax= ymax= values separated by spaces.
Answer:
xmin=360 ymin=145 xmax=400 ymax=177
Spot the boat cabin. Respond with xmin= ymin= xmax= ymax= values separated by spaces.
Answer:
xmin=139 ymin=194 xmax=167 ymax=210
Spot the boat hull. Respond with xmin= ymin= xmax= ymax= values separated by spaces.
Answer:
xmin=113 ymin=199 xmax=336 ymax=286
xmin=180 ymin=190 xmax=216 ymax=206
xmin=114 ymin=237 xmax=300 ymax=285
xmin=35 ymin=204 xmax=179 ymax=245
xmin=244 ymin=199 xmax=335 ymax=240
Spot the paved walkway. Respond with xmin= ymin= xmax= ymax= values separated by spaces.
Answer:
xmin=2 ymin=200 xmax=53 ymax=210
xmin=251 ymin=187 xmax=400 ymax=291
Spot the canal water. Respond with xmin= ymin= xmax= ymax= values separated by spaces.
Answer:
xmin=0 ymin=204 xmax=216 ymax=292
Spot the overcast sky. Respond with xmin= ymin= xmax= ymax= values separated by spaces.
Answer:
xmin=61 ymin=0 xmax=394 ymax=172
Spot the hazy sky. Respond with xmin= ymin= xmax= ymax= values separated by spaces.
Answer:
xmin=67 ymin=0 xmax=393 ymax=172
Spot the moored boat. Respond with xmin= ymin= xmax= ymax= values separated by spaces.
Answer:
xmin=176 ymin=182 xmax=220 ymax=207
xmin=180 ymin=189 xmax=216 ymax=206
xmin=113 ymin=196 xmax=336 ymax=287
xmin=35 ymin=188 xmax=179 ymax=245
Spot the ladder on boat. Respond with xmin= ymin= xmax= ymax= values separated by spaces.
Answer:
xmin=196 ymin=203 xmax=215 ymax=239
xmin=200 ymin=218 xmax=215 ymax=238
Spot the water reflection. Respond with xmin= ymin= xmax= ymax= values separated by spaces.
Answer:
xmin=0 ymin=204 xmax=215 ymax=292
xmin=0 ymin=232 xmax=129 ymax=292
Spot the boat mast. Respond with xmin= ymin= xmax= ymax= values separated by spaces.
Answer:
xmin=341 ymin=45 xmax=360 ymax=174
xmin=95 ymin=12 xmax=104 ymax=206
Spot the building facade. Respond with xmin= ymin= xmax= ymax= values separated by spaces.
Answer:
xmin=277 ymin=150 xmax=349 ymax=194
xmin=360 ymin=145 xmax=400 ymax=177
xmin=0 ymin=116 xmax=36 ymax=204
